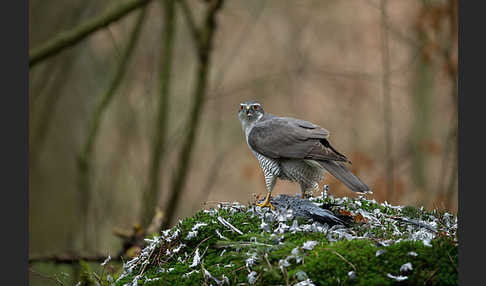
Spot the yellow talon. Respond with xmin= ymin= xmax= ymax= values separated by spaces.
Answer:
xmin=255 ymin=193 xmax=275 ymax=210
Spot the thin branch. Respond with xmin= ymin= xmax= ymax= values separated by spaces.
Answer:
xmin=444 ymin=0 xmax=458 ymax=210
xmin=30 ymin=60 xmax=57 ymax=106
xmin=142 ymin=0 xmax=177 ymax=228
xmin=190 ymin=149 xmax=228 ymax=211
xmin=214 ymin=241 xmax=275 ymax=249
xmin=363 ymin=0 xmax=421 ymax=50
xmin=217 ymin=216 xmax=243 ymax=235
xmin=189 ymin=236 xmax=212 ymax=258
xmin=177 ymin=0 xmax=200 ymax=50
xmin=76 ymin=6 xmax=148 ymax=251
xmin=324 ymin=249 xmax=357 ymax=272
xmin=29 ymin=268 xmax=66 ymax=286
xmin=162 ymin=0 xmax=225 ymax=229
xmin=29 ymin=0 xmax=153 ymax=67
xmin=106 ymin=26 xmax=123 ymax=60
xmin=205 ymin=57 xmax=416 ymax=103
xmin=445 ymin=128 xmax=457 ymax=210
xmin=211 ymin=0 xmax=267 ymax=92
xmin=30 ymin=2 xmax=95 ymax=168
xmin=436 ymin=113 xmax=456 ymax=196
xmin=29 ymin=57 xmax=77 ymax=168
xmin=29 ymin=255 xmax=122 ymax=264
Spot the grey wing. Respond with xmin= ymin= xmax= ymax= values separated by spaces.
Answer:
xmin=247 ymin=117 xmax=349 ymax=162
xmin=282 ymin=117 xmax=330 ymax=137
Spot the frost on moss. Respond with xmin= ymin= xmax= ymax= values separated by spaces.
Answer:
xmin=114 ymin=193 xmax=457 ymax=286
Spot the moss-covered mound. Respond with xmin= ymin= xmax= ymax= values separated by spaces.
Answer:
xmin=114 ymin=194 xmax=457 ymax=285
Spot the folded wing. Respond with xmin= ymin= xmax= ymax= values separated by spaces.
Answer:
xmin=248 ymin=117 xmax=348 ymax=163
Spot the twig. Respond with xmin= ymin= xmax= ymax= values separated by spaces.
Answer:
xmin=201 ymin=261 xmax=209 ymax=284
xmin=386 ymin=215 xmax=437 ymax=233
xmin=189 ymin=236 xmax=213 ymax=258
xmin=29 ymin=0 xmax=153 ymax=67
xmin=446 ymin=250 xmax=458 ymax=273
xmin=254 ymin=272 xmax=262 ymax=285
xmin=139 ymin=243 xmax=158 ymax=276
xmin=203 ymin=200 xmax=235 ymax=205
xmin=29 ymin=255 xmax=122 ymax=264
xmin=201 ymin=245 xmax=209 ymax=258
xmin=231 ymin=264 xmax=246 ymax=283
xmin=214 ymin=240 xmax=275 ymax=249
xmin=215 ymin=229 xmax=229 ymax=240
xmin=100 ymin=255 xmax=110 ymax=278
xmin=424 ymin=268 xmax=439 ymax=285
xmin=217 ymin=216 xmax=243 ymax=235
xmin=325 ymin=249 xmax=357 ymax=272
xmin=264 ymin=253 xmax=273 ymax=270
xmin=92 ymin=272 xmax=104 ymax=286
xmin=30 ymin=268 xmax=66 ymax=286
xmin=280 ymin=266 xmax=289 ymax=286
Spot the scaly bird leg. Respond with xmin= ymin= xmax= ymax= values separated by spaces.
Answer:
xmin=256 ymin=192 xmax=275 ymax=210
xmin=256 ymin=172 xmax=276 ymax=210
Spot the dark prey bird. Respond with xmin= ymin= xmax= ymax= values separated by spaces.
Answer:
xmin=270 ymin=194 xmax=351 ymax=226
xmin=238 ymin=100 xmax=372 ymax=209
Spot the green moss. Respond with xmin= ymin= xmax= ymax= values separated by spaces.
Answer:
xmin=114 ymin=198 xmax=457 ymax=285
xmin=401 ymin=206 xmax=424 ymax=219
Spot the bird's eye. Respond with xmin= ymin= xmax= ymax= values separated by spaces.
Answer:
xmin=240 ymin=105 xmax=244 ymax=110
xmin=252 ymin=105 xmax=259 ymax=110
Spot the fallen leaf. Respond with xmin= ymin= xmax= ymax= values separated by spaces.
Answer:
xmin=339 ymin=209 xmax=353 ymax=217
xmin=354 ymin=213 xmax=368 ymax=224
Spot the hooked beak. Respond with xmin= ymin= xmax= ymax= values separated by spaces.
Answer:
xmin=246 ymin=107 xmax=252 ymax=117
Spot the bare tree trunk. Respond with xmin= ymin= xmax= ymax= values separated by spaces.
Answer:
xmin=77 ymin=7 xmax=147 ymax=252
xmin=444 ymin=0 xmax=458 ymax=210
xmin=380 ymin=0 xmax=394 ymax=201
xmin=444 ymin=67 xmax=458 ymax=211
xmin=411 ymin=3 xmax=434 ymax=205
xmin=142 ymin=0 xmax=177 ymax=228
xmin=445 ymin=126 xmax=457 ymax=209
xmin=162 ymin=0 xmax=225 ymax=229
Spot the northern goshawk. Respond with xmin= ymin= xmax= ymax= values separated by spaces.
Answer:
xmin=238 ymin=100 xmax=372 ymax=209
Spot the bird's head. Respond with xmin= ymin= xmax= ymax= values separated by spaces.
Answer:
xmin=238 ymin=100 xmax=265 ymax=125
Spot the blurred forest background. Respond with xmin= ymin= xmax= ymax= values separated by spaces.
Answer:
xmin=29 ymin=0 xmax=457 ymax=284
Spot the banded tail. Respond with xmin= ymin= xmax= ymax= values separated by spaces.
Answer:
xmin=318 ymin=160 xmax=372 ymax=194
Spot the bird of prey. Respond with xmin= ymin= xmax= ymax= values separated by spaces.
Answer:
xmin=238 ymin=100 xmax=372 ymax=209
